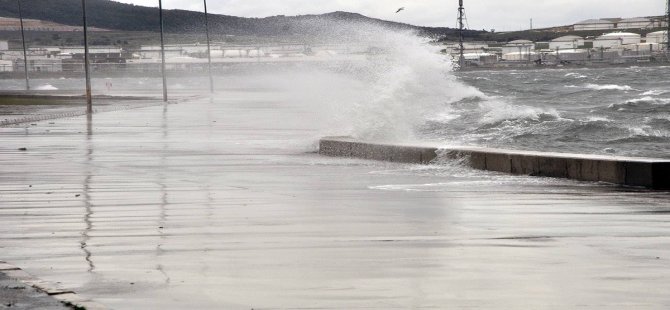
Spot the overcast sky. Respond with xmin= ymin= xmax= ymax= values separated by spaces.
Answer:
xmin=113 ymin=0 xmax=665 ymax=31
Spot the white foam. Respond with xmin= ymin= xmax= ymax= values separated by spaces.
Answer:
xmin=642 ymin=89 xmax=668 ymax=96
xmin=584 ymin=116 xmax=610 ymax=122
xmin=609 ymin=96 xmax=670 ymax=110
xmin=565 ymin=72 xmax=587 ymax=79
xmin=35 ymin=84 xmax=58 ymax=91
xmin=584 ymin=83 xmax=633 ymax=91
xmin=479 ymin=100 xmax=562 ymax=124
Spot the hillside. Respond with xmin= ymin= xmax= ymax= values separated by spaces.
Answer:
xmin=0 ymin=0 xmax=484 ymax=41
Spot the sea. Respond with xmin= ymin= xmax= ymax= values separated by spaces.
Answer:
xmin=1 ymin=29 xmax=669 ymax=160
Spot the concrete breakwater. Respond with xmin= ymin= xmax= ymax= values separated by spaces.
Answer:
xmin=319 ymin=136 xmax=670 ymax=190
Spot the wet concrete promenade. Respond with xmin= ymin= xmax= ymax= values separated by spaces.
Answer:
xmin=1 ymin=91 xmax=670 ymax=309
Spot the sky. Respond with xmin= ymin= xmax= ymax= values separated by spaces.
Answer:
xmin=113 ymin=0 xmax=666 ymax=31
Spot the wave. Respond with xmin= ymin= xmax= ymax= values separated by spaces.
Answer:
xmin=35 ymin=84 xmax=58 ymax=91
xmin=479 ymin=101 xmax=562 ymax=125
xmin=583 ymin=83 xmax=634 ymax=91
xmin=642 ymin=89 xmax=668 ymax=96
xmin=564 ymin=72 xmax=587 ymax=79
xmin=609 ymin=97 xmax=670 ymax=111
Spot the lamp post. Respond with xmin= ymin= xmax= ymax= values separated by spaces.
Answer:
xmin=17 ymin=0 xmax=29 ymax=91
xmin=666 ymin=0 xmax=669 ymax=52
xmin=457 ymin=0 xmax=465 ymax=68
xmin=159 ymin=0 xmax=168 ymax=102
xmin=82 ymin=0 xmax=92 ymax=113
xmin=204 ymin=0 xmax=214 ymax=93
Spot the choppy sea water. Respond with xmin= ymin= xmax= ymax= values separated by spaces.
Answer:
xmin=1 ymin=61 xmax=669 ymax=160
xmin=422 ymin=66 xmax=670 ymax=159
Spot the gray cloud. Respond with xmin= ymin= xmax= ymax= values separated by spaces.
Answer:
xmin=114 ymin=0 xmax=665 ymax=31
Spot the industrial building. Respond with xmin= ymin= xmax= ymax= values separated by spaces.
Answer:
xmin=646 ymin=30 xmax=668 ymax=44
xmin=572 ymin=15 xmax=668 ymax=31
xmin=617 ymin=17 xmax=654 ymax=29
xmin=15 ymin=58 xmax=62 ymax=72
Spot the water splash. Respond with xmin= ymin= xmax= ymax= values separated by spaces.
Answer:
xmin=317 ymin=24 xmax=482 ymax=141
xmin=35 ymin=84 xmax=59 ymax=91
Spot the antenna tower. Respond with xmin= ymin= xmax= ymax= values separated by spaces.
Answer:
xmin=458 ymin=0 xmax=467 ymax=68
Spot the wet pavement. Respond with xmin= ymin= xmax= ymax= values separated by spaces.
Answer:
xmin=0 ymin=272 xmax=67 ymax=310
xmin=1 ymin=90 xmax=670 ymax=309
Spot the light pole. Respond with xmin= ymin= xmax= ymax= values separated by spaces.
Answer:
xmin=204 ymin=0 xmax=214 ymax=93
xmin=17 ymin=0 xmax=29 ymax=91
xmin=159 ymin=0 xmax=168 ymax=102
xmin=457 ymin=0 xmax=465 ymax=68
xmin=82 ymin=0 xmax=92 ymax=113
xmin=666 ymin=0 xmax=669 ymax=52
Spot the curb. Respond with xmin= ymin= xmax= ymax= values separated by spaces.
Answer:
xmin=0 ymin=261 xmax=106 ymax=310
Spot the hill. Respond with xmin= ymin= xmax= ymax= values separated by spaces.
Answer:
xmin=0 ymin=0 xmax=484 ymax=41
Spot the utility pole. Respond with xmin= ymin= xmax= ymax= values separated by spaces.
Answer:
xmin=203 ymin=0 xmax=214 ymax=93
xmin=17 ymin=0 xmax=29 ymax=91
xmin=82 ymin=0 xmax=92 ymax=113
xmin=530 ymin=18 xmax=533 ymax=31
xmin=666 ymin=0 xmax=669 ymax=52
xmin=159 ymin=0 xmax=168 ymax=102
xmin=458 ymin=0 xmax=465 ymax=68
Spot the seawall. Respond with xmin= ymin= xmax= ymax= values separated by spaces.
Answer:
xmin=319 ymin=136 xmax=670 ymax=190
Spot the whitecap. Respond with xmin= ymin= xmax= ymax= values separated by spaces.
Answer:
xmin=584 ymin=116 xmax=610 ymax=122
xmin=565 ymin=72 xmax=587 ymax=79
xmin=608 ymin=97 xmax=670 ymax=110
xmin=584 ymin=83 xmax=633 ymax=91
xmin=480 ymin=101 xmax=562 ymax=124
xmin=642 ymin=89 xmax=667 ymax=96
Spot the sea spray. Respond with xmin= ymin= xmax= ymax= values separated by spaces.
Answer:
xmin=305 ymin=23 xmax=484 ymax=142
xmin=213 ymin=21 xmax=487 ymax=145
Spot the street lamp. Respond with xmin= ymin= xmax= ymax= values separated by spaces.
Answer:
xmin=159 ymin=0 xmax=167 ymax=102
xmin=203 ymin=0 xmax=214 ymax=93
xmin=17 ymin=0 xmax=29 ymax=91
xmin=82 ymin=0 xmax=92 ymax=113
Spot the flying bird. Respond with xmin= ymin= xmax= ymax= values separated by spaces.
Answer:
xmin=396 ymin=7 xmax=405 ymax=13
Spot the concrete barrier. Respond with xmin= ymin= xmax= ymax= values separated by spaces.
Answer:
xmin=319 ymin=136 xmax=670 ymax=190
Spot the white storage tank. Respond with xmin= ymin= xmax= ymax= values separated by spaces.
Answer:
xmin=549 ymin=35 xmax=585 ymax=50
xmin=502 ymin=40 xmax=535 ymax=55
xmin=593 ymin=32 xmax=641 ymax=49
